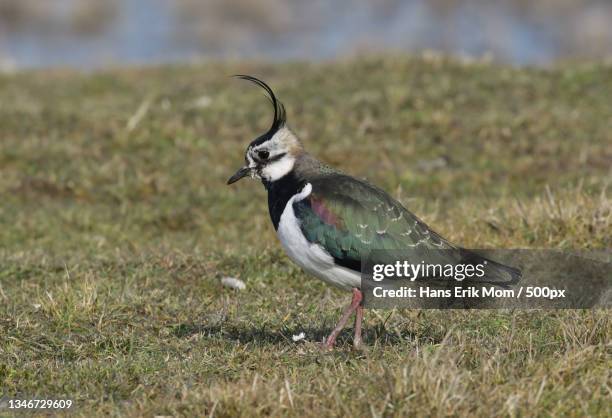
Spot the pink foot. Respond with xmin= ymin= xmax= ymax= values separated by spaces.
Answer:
xmin=322 ymin=288 xmax=363 ymax=350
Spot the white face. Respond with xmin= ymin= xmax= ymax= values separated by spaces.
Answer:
xmin=246 ymin=127 xmax=298 ymax=182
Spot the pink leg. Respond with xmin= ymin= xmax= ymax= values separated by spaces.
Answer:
xmin=353 ymin=304 xmax=364 ymax=349
xmin=324 ymin=288 xmax=363 ymax=349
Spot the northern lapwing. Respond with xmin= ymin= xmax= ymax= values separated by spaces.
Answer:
xmin=227 ymin=75 xmax=520 ymax=349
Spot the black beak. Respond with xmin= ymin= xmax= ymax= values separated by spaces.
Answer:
xmin=227 ymin=166 xmax=251 ymax=185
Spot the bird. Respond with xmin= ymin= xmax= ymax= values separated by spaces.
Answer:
xmin=227 ymin=75 xmax=521 ymax=350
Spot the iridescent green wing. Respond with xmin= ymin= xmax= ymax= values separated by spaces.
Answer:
xmin=293 ymin=174 xmax=456 ymax=272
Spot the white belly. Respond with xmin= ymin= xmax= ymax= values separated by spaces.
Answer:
xmin=276 ymin=183 xmax=361 ymax=291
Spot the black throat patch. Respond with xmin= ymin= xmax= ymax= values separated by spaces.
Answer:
xmin=264 ymin=171 xmax=305 ymax=230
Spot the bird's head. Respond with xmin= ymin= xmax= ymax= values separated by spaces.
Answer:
xmin=227 ymin=75 xmax=303 ymax=185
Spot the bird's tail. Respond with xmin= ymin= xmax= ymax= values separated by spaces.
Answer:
xmin=459 ymin=249 xmax=522 ymax=288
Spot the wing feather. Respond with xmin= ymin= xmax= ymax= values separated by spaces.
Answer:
xmin=293 ymin=174 xmax=455 ymax=272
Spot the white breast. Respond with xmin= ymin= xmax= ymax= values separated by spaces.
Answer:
xmin=276 ymin=183 xmax=361 ymax=291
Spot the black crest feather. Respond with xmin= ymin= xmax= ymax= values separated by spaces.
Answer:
xmin=234 ymin=75 xmax=286 ymax=134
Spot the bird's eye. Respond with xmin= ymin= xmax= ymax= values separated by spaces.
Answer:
xmin=257 ymin=150 xmax=270 ymax=160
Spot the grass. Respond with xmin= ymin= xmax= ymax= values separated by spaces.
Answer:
xmin=0 ymin=56 xmax=610 ymax=417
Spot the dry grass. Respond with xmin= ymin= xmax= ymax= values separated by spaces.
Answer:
xmin=0 ymin=56 xmax=610 ymax=417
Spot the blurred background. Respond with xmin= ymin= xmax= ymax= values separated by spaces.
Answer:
xmin=1 ymin=0 xmax=612 ymax=71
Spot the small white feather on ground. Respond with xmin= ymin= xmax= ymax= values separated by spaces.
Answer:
xmin=221 ymin=277 xmax=246 ymax=290
xmin=292 ymin=332 xmax=306 ymax=342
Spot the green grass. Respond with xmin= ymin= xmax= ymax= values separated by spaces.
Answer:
xmin=0 ymin=56 xmax=610 ymax=417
